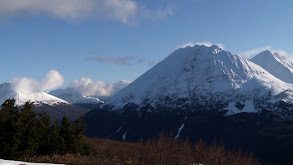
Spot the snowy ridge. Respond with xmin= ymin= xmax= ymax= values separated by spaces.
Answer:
xmin=251 ymin=50 xmax=293 ymax=84
xmin=0 ymin=82 xmax=68 ymax=106
xmin=49 ymin=88 xmax=103 ymax=104
xmin=103 ymin=45 xmax=293 ymax=115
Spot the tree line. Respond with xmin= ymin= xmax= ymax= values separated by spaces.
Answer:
xmin=0 ymin=99 xmax=94 ymax=159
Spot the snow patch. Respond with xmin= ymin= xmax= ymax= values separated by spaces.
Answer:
xmin=224 ymin=100 xmax=257 ymax=115
xmin=0 ymin=159 xmax=64 ymax=165
xmin=122 ymin=132 xmax=127 ymax=141
xmin=115 ymin=126 xmax=123 ymax=134
xmin=175 ymin=115 xmax=187 ymax=139
xmin=174 ymin=123 xmax=184 ymax=139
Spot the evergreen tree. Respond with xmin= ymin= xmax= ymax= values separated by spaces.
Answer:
xmin=70 ymin=116 xmax=94 ymax=155
xmin=59 ymin=116 xmax=72 ymax=154
xmin=0 ymin=99 xmax=94 ymax=159
xmin=0 ymin=99 xmax=19 ymax=159
xmin=35 ymin=112 xmax=53 ymax=155
xmin=14 ymin=101 xmax=38 ymax=157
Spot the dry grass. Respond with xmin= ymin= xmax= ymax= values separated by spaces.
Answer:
xmin=25 ymin=135 xmax=263 ymax=165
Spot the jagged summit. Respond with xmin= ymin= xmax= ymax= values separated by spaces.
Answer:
xmin=251 ymin=50 xmax=293 ymax=84
xmin=102 ymin=45 xmax=293 ymax=115
xmin=0 ymin=82 xmax=68 ymax=106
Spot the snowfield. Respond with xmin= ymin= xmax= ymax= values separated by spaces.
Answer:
xmin=0 ymin=159 xmax=64 ymax=165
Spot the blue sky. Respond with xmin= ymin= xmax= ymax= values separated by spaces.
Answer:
xmin=1 ymin=0 xmax=293 ymax=90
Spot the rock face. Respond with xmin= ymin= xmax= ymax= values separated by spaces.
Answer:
xmin=251 ymin=50 xmax=293 ymax=84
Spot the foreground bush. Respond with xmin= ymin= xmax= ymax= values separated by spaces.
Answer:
xmin=27 ymin=134 xmax=262 ymax=165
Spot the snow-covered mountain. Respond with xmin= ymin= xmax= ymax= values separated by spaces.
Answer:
xmin=251 ymin=50 xmax=293 ymax=84
xmin=83 ymin=45 xmax=293 ymax=140
xmin=82 ymin=45 xmax=293 ymax=164
xmin=0 ymin=82 xmax=90 ymax=121
xmin=103 ymin=45 xmax=293 ymax=115
xmin=0 ymin=81 xmax=68 ymax=106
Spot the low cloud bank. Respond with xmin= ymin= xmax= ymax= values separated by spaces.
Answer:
xmin=69 ymin=78 xmax=131 ymax=96
xmin=10 ymin=70 xmax=64 ymax=92
xmin=8 ymin=70 xmax=130 ymax=97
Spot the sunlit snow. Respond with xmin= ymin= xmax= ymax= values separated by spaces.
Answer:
xmin=0 ymin=159 xmax=64 ymax=165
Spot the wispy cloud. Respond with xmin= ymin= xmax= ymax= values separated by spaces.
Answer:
xmin=86 ymin=56 xmax=147 ymax=65
xmin=238 ymin=46 xmax=293 ymax=58
xmin=175 ymin=41 xmax=225 ymax=50
xmin=0 ymin=0 xmax=137 ymax=23
xmin=141 ymin=5 xmax=175 ymax=21
xmin=0 ymin=0 xmax=175 ymax=24
xmin=238 ymin=46 xmax=272 ymax=58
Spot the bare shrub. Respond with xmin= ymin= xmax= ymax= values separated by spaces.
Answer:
xmin=26 ymin=135 xmax=263 ymax=165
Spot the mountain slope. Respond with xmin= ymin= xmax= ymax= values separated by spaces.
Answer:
xmin=251 ymin=50 xmax=293 ymax=84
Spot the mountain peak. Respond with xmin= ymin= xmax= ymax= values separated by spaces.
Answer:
xmin=260 ymin=50 xmax=274 ymax=54
xmin=251 ymin=50 xmax=293 ymax=84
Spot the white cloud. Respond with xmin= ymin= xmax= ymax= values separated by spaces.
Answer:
xmin=176 ymin=42 xmax=225 ymax=50
xmin=69 ymin=78 xmax=131 ymax=96
xmin=10 ymin=70 xmax=64 ymax=92
xmin=238 ymin=46 xmax=293 ymax=58
xmin=0 ymin=0 xmax=176 ymax=24
xmin=237 ymin=46 xmax=272 ymax=58
xmin=0 ymin=0 xmax=137 ymax=23
xmin=42 ymin=70 xmax=64 ymax=91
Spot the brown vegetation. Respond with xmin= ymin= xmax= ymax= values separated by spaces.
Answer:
xmin=26 ymin=134 xmax=262 ymax=165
